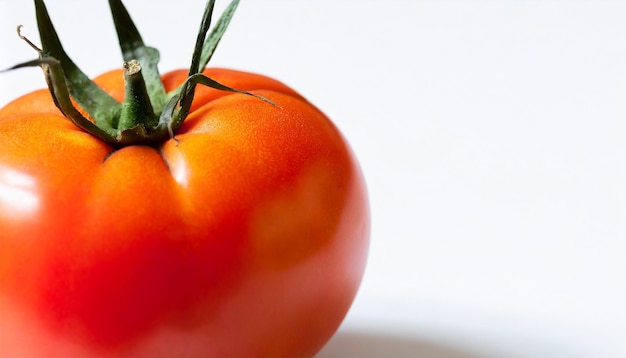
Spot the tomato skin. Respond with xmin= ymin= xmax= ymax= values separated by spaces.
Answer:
xmin=0 ymin=68 xmax=369 ymax=357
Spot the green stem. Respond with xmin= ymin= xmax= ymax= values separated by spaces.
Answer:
xmin=119 ymin=60 xmax=158 ymax=131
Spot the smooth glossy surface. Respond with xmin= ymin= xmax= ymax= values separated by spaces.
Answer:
xmin=0 ymin=68 xmax=369 ymax=357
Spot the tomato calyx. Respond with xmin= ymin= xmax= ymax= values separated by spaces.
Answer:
xmin=5 ymin=0 xmax=273 ymax=148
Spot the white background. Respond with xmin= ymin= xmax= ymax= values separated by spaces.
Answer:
xmin=1 ymin=1 xmax=625 ymax=357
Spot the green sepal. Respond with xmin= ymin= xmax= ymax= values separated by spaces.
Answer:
xmin=199 ymin=0 xmax=240 ymax=70
xmin=108 ymin=0 xmax=167 ymax=114
xmin=160 ymin=72 xmax=277 ymax=138
xmin=176 ymin=0 xmax=242 ymax=125
xmin=33 ymin=0 xmax=122 ymax=129
xmin=5 ymin=56 xmax=120 ymax=143
xmin=5 ymin=0 xmax=276 ymax=148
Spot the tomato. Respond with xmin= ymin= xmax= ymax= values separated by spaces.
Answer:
xmin=0 ymin=1 xmax=368 ymax=357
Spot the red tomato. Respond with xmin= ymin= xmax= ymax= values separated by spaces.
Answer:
xmin=0 ymin=0 xmax=369 ymax=355
xmin=0 ymin=66 xmax=369 ymax=357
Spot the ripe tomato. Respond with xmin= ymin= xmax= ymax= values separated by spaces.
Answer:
xmin=0 ymin=1 xmax=368 ymax=357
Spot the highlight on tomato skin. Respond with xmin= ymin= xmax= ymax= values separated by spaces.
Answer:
xmin=0 ymin=1 xmax=369 ymax=357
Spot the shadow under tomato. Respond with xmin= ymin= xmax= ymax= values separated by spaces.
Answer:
xmin=316 ymin=331 xmax=481 ymax=358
